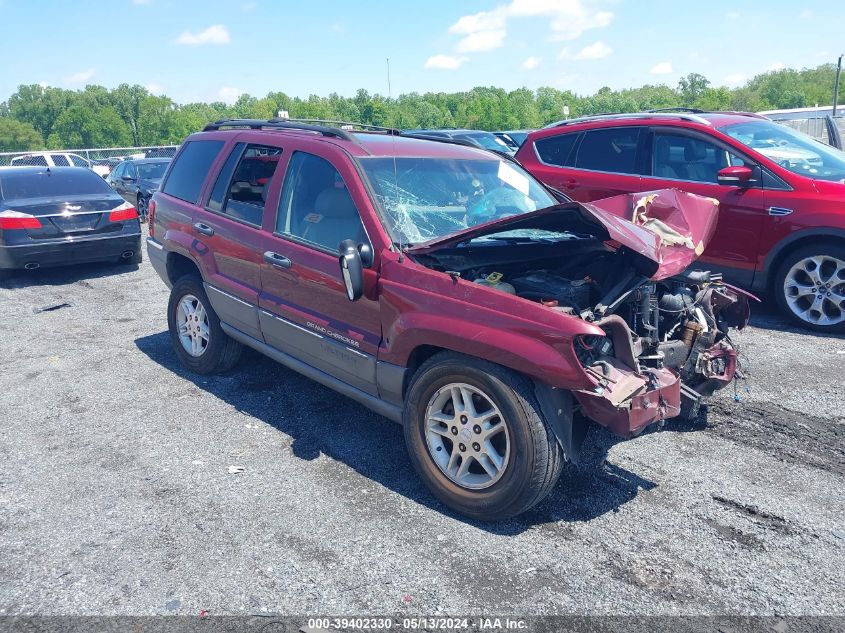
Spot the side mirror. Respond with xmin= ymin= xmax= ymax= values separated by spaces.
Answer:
xmin=717 ymin=165 xmax=753 ymax=185
xmin=122 ymin=174 xmax=134 ymax=181
xmin=338 ymin=239 xmax=364 ymax=301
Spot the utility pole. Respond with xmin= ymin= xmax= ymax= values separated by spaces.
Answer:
xmin=834 ymin=54 xmax=843 ymax=116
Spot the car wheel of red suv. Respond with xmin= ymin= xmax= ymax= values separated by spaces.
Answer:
xmin=775 ymin=243 xmax=845 ymax=333
xmin=167 ymin=276 xmax=243 ymax=374
xmin=403 ymin=352 xmax=564 ymax=520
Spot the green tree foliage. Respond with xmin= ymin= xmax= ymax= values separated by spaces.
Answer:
xmin=0 ymin=117 xmax=44 ymax=151
xmin=1 ymin=63 xmax=842 ymax=150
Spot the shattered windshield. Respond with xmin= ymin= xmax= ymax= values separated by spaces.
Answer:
xmin=720 ymin=119 xmax=845 ymax=182
xmin=358 ymin=157 xmax=556 ymax=244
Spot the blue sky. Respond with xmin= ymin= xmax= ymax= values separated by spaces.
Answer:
xmin=0 ymin=0 xmax=841 ymax=104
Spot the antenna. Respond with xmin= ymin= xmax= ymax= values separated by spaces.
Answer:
xmin=387 ymin=57 xmax=404 ymax=261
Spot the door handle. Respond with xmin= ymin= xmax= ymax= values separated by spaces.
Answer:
xmin=193 ymin=222 xmax=214 ymax=236
xmin=263 ymin=251 xmax=292 ymax=269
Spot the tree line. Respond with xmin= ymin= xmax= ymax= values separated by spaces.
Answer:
xmin=0 ymin=64 xmax=842 ymax=152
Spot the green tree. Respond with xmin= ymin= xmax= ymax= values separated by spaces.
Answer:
xmin=0 ymin=117 xmax=44 ymax=151
xmin=678 ymin=73 xmax=710 ymax=105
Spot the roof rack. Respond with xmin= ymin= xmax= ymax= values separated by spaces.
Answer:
xmin=399 ymin=132 xmax=519 ymax=162
xmin=544 ymin=111 xmax=713 ymax=128
xmin=202 ymin=118 xmax=358 ymax=142
xmin=647 ymin=107 xmax=705 ymax=114
xmin=284 ymin=118 xmax=402 ymax=135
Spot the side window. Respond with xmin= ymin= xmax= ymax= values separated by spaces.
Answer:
xmin=125 ymin=162 xmax=137 ymax=179
xmin=112 ymin=163 xmax=125 ymax=179
xmin=213 ymin=144 xmax=282 ymax=226
xmin=207 ymin=143 xmax=246 ymax=212
xmin=575 ymin=127 xmax=642 ymax=174
xmin=69 ymin=154 xmax=89 ymax=167
xmin=51 ymin=154 xmax=70 ymax=167
xmin=652 ymin=132 xmax=746 ymax=184
xmin=162 ymin=140 xmax=224 ymax=203
xmin=534 ymin=133 xmax=578 ymax=167
xmin=26 ymin=155 xmax=49 ymax=167
xmin=276 ymin=152 xmax=367 ymax=252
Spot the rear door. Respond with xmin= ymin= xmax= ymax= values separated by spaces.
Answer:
xmin=192 ymin=141 xmax=283 ymax=341
xmin=259 ymin=144 xmax=382 ymax=395
xmin=639 ymin=127 xmax=768 ymax=285
xmin=526 ymin=126 xmax=645 ymax=201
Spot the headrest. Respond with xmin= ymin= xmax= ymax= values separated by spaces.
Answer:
xmin=314 ymin=187 xmax=357 ymax=219
xmin=684 ymin=141 xmax=707 ymax=161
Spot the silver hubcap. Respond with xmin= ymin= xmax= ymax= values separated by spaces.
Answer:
xmin=424 ymin=383 xmax=510 ymax=490
xmin=176 ymin=294 xmax=210 ymax=357
xmin=784 ymin=255 xmax=845 ymax=327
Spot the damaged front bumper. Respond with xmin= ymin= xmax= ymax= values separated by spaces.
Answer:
xmin=572 ymin=340 xmax=739 ymax=437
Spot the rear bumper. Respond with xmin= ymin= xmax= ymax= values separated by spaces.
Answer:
xmin=0 ymin=233 xmax=141 ymax=270
xmin=146 ymin=237 xmax=170 ymax=287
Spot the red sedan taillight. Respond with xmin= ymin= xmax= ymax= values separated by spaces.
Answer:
xmin=0 ymin=210 xmax=42 ymax=230
xmin=108 ymin=201 xmax=138 ymax=222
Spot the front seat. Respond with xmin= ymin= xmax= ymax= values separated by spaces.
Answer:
xmin=684 ymin=141 xmax=715 ymax=182
xmin=654 ymin=137 xmax=679 ymax=179
xmin=302 ymin=187 xmax=366 ymax=251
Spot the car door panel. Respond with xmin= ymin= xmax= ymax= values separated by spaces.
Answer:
xmin=259 ymin=145 xmax=382 ymax=395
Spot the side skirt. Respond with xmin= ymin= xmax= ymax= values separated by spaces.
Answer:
xmin=220 ymin=322 xmax=403 ymax=424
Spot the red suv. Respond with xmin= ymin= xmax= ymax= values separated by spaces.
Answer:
xmin=147 ymin=119 xmax=749 ymax=520
xmin=516 ymin=111 xmax=845 ymax=333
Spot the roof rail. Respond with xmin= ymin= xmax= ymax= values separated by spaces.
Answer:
xmin=544 ymin=111 xmax=713 ymax=128
xmin=647 ymin=107 xmax=705 ymax=114
xmin=202 ymin=118 xmax=358 ymax=142
xmin=285 ymin=118 xmax=402 ymax=135
xmin=399 ymin=132 xmax=519 ymax=162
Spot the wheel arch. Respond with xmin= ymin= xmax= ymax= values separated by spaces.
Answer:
xmin=759 ymin=228 xmax=845 ymax=293
xmin=166 ymin=251 xmax=202 ymax=285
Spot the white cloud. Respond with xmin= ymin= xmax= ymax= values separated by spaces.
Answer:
xmin=38 ymin=81 xmax=48 ymax=89
xmin=724 ymin=72 xmax=747 ymax=86
xmin=132 ymin=0 xmax=152 ymax=4
xmin=217 ymin=86 xmax=243 ymax=104
xmin=559 ymin=41 xmax=612 ymax=61
xmin=241 ymin=1 xmax=257 ymax=10
xmin=522 ymin=56 xmax=541 ymax=70
xmin=650 ymin=61 xmax=673 ymax=75
xmin=768 ymin=62 xmax=786 ymax=71
xmin=726 ymin=11 xmax=740 ymax=20
xmin=330 ymin=22 xmax=346 ymax=33
xmin=799 ymin=9 xmax=813 ymax=18
xmin=424 ymin=54 xmax=469 ymax=70
xmin=448 ymin=1 xmax=614 ymax=48
xmin=145 ymin=83 xmax=165 ymax=95
xmin=64 ymin=68 xmax=96 ymax=85
xmin=456 ymin=29 xmax=506 ymax=53
xmin=176 ymin=24 xmax=231 ymax=45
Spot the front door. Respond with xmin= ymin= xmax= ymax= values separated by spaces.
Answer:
xmin=639 ymin=128 xmax=768 ymax=286
xmin=259 ymin=148 xmax=382 ymax=395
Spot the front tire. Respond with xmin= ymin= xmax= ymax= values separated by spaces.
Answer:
xmin=137 ymin=195 xmax=149 ymax=222
xmin=774 ymin=243 xmax=845 ymax=333
xmin=167 ymin=276 xmax=243 ymax=374
xmin=403 ymin=352 xmax=564 ymax=520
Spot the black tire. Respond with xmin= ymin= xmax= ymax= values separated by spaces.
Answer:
xmin=403 ymin=352 xmax=564 ymax=520
xmin=137 ymin=195 xmax=149 ymax=223
xmin=774 ymin=242 xmax=845 ymax=333
xmin=167 ymin=275 xmax=243 ymax=374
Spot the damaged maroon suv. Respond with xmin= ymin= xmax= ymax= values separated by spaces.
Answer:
xmin=147 ymin=120 xmax=751 ymax=520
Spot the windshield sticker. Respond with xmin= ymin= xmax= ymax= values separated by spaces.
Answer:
xmin=497 ymin=162 xmax=530 ymax=196
xmin=304 ymin=213 xmax=323 ymax=223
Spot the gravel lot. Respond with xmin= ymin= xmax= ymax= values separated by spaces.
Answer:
xmin=1 ymin=231 xmax=843 ymax=617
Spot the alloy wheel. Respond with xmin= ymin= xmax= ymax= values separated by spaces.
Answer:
xmin=424 ymin=382 xmax=511 ymax=490
xmin=176 ymin=294 xmax=210 ymax=357
xmin=783 ymin=255 xmax=845 ymax=327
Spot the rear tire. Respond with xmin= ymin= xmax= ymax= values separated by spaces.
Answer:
xmin=167 ymin=275 xmax=243 ymax=374
xmin=137 ymin=195 xmax=149 ymax=223
xmin=403 ymin=352 xmax=564 ymax=520
xmin=774 ymin=243 xmax=845 ymax=333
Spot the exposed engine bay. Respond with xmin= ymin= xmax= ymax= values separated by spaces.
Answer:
xmin=414 ymin=233 xmax=751 ymax=430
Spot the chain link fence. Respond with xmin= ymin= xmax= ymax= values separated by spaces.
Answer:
xmin=0 ymin=145 xmax=180 ymax=175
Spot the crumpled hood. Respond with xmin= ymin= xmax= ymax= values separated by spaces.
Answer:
xmin=407 ymin=189 xmax=720 ymax=280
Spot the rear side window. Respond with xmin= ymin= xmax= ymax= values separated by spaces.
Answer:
xmin=0 ymin=168 xmax=115 ymax=200
xmin=575 ymin=127 xmax=642 ymax=174
xmin=69 ymin=154 xmax=89 ymax=167
xmin=12 ymin=155 xmax=47 ymax=167
xmin=51 ymin=154 xmax=70 ymax=167
xmin=162 ymin=140 xmax=224 ymax=203
xmin=535 ymin=134 xmax=578 ymax=166
xmin=208 ymin=144 xmax=282 ymax=226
